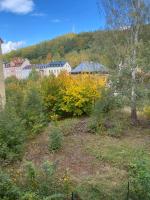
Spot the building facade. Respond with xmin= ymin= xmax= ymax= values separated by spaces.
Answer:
xmin=36 ymin=61 xmax=71 ymax=77
xmin=4 ymin=58 xmax=31 ymax=79
xmin=4 ymin=60 xmax=71 ymax=79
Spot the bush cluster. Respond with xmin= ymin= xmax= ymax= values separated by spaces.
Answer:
xmin=1 ymin=73 xmax=105 ymax=163
xmin=41 ymin=73 xmax=106 ymax=117
xmin=0 ymin=77 xmax=47 ymax=163
xmin=89 ymin=89 xmax=124 ymax=136
xmin=1 ymin=157 xmax=150 ymax=200
xmin=0 ymin=170 xmax=20 ymax=200
xmin=0 ymin=107 xmax=25 ymax=163
xmin=129 ymin=158 xmax=150 ymax=200
xmin=0 ymin=161 xmax=72 ymax=200
xmin=22 ymin=86 xmax=46 ymax=135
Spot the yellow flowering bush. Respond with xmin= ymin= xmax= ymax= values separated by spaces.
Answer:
xmin=60 ymin=74 xmax=106 ymax=116
xmin=41 ymin=72 xmax=106 ymax=117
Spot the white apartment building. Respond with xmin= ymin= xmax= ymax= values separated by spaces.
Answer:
xmin=36 ymin=61 xmax=71 ymax=77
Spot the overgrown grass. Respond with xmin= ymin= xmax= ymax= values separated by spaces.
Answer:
xmin=77 ymin=175 xmax=127 ymax=200
xmin=51 ymin=118 xmax=80 ymax=136
xmin=3 ymin=115 xmax=149 ymax=200
xmin=49 ymin=118 xmax=80 ymax=152
xmin=85 ymin=134 xmax=150 ymax=169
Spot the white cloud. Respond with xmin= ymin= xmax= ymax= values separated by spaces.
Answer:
xmin=51 ymin=19 xmax=61 ymax=23
xmin=0 ymin=0 xmax=34 ymax=14
xmin=2 ymin=41 xmax=25 ymax=54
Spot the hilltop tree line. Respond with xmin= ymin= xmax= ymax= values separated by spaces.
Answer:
xmin=3 ymin=25 xmax=150 ymax=68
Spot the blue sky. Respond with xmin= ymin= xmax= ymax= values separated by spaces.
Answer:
xmin=0 ymin=0 xmax=105 ymax=53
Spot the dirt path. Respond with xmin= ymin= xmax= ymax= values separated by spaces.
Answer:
xmin=19 ymin=118 xmax=124 ymax=181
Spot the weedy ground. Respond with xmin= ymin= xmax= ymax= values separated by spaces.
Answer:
xmin=8 ymin=115 xmax=150 ymax=199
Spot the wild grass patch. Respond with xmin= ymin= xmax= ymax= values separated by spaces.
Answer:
xmin=55 ymin=118 xmax=80 ymax=136
xmin=85 ymin=135 xmax=150 ymax=169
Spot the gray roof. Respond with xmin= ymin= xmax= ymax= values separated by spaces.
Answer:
xmin=71 ymin=62 xmax=108 ymax=74
xmin=35 ymin=61 xmax=67 ymax=69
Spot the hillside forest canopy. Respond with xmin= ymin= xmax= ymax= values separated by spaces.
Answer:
xmin=3 ymin=25 xmax=150 ymax=69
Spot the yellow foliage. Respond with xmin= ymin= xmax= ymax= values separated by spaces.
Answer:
xmin=143 ymin=106 xmax=150 ymax=119
xmin=59 ymin=73 xmax=106 ymax=116
xmin=41 ymin=72 xmax=106 ymax=117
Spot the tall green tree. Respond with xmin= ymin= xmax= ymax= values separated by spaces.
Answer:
xmin=99 ymin=0 xmax=150 ymax=124
xmin=22 ymin=86 xmax=46 ymax=135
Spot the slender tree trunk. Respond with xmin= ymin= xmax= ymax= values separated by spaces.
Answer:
xmin=0 ymin=40 xmax=6 ymax=110
xmin=130 ymin=19 xmax=140 ymax=125
xmin=131 ymin=68 xmax=138 ymax=124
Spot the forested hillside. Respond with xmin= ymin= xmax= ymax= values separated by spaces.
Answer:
xmin=4 ymin=25 xmax=150 ymax=68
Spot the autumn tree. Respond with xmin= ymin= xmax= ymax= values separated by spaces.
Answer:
xmin=46 ymin=53 xmax=52 ymax=63
xmin=99 ymin=0 xmax=150 ymax=124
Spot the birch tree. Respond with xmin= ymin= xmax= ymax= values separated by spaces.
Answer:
xmin=0 ymin=38 xmax=6 ymax=110
xmin=99 ymin=0 xmax=150 ymax=124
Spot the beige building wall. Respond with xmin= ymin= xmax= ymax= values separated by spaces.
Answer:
xmin=4 ymin=59 xmax=31 ymax=79
xmin=38 ymin=62 xmax=72 ymax=77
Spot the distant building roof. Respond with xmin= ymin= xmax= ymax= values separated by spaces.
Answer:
xmin=36 ymin=61 xmax=67 ymax=69
xmin=71 ymin=61 xmax=108 ymax=74
xmin=3 ymin=58 xmax=30 ymax=68
xmin=10 ymin=57 xmax=26 ymax=67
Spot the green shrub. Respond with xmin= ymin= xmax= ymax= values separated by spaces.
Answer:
xmin=0 ymin=170 xmax=20 ymax=200
xmin=107 ymin=122 xmax=124 ymax=137
xmin=93 ymin=89 xmax=122 ymax=118
xmin=129 ymin=158 xmax=150 ymax=200
xmin=89 ymin=90 xmax=115 ymax=133
xmin=24 ymin=162 xmax=38 ymax=191
xmin=87 ymin=117 xmax=100 ymax=134
xmin=0 ymin=162 xmax=67 ymax=200
xmin=23 ymin=86 xmax=47 ymax=136
xmin=6 ymin=79 xmax=47 ymax=136
xmin=6 ymin=80 xmax=24 ymax=116
xmin=89 ymin=89 xmax=125 ymax=136
xmin=105 ymin=111 xmax=128 ymax=137
xmin=21 ymin=192 xmax=40 ymax=200
xmin=0 ymin=108 xmax=25 ymax=162
xmin=28 ymin=68 xmax=40 ymax=81
xmin=23 ymin=162 xmax=65 ymax=199
xmin=49 ymin=127 xmax=63 ymax=151
xmin=5 ymin=76 xmax=19 ymax=84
